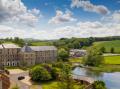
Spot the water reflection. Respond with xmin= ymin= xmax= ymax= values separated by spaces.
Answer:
xmin=73 ymin=67 xmax=120 ymax=89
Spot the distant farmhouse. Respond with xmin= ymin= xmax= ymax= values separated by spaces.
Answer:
xmin=0 ymin=43 xmax=57 ymax=66
xmin=70 ymin=49 xmax=87 ymax=57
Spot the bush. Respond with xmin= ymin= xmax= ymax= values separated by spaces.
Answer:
xmin=93 ymin=80 xmax=106 ymax=89
xmin=110 ymin=47 xmax=114 ymax=53
xmin=52 ymin=62 xmax=64 ymax=68
xmin=42 ymin=64 xmax=52 ymax=73
xmin=51 ymin=67 xmax=61 ymax=80
xmin=30 ymin=66 xmax=52 ymax=81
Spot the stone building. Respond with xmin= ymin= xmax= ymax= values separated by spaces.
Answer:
xmin=0 ymin=43 xmax=57 ymax=66
xmin=0 ymin=44 xmax=20 ymax=66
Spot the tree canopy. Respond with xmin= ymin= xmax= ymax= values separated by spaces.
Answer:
xmin=30 ymin=66 xmax=52 ymax=81
xmin=58 ymin=48 xmax=69 ymax=61
xmin=83 ymin=47 xmax=104 ymax=66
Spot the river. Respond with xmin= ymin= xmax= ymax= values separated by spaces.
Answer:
xmin=73 ymin=67 xmax=120 ymax=89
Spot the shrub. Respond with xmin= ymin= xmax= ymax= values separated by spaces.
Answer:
xmin=29 ymin=66 xmax=52 ymax=81
xmin=51 ymin=67 xmax=61 ymax=80
xmin=93 ymin=80 xmax=106 ymax=89
xmin=52 ymin=62 xmax=64 ymax=68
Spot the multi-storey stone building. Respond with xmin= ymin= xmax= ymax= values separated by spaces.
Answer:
xmin=0 ymin=43 xmax=57 ymax=66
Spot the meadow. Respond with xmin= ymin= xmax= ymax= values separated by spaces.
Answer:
xmin=104 ymin=56 xmax=120 ymax=64
xmin=31 ymin=41 xmax=53 ymax=46
xmin=92 ymin=40 xmax=120 ymax=53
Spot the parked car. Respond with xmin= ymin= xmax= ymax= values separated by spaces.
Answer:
xmin=18 ymin=76 xmax=25 ymax=80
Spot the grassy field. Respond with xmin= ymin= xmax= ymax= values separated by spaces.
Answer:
xmin=41 ymin=81 xmax=84 ymax=89
xmin=31 ymin=41 xmax=53 ymax=46
xmin=92 ymin=40 xmax=120 ymax=53
xmin=69 ymin=55 xmax=120 ymax=65
xmin=41 ymin=81 xmax=58 ymax=89
xmin=104 ymin=56 xmax=120 ymax=65
xmin=89 ymin=65 xmax=120 ymax=72
xmin=69 ymin=57 xmax=82 ymax=63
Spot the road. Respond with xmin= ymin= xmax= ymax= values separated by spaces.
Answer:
xmin=9 ymin=71 xmax=31 ymax=89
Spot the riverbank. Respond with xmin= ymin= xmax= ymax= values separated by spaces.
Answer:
xmin=84 ymin=65 xmax=120 ymax=72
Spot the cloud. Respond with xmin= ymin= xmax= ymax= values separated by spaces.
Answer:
xmin=71 ymin=0 xmax=110 ymax=15
xmin=102 ymin=10 xmax=120 ymax=23
xmin=48 ymin=10 xmax=76 ymax=24
xmin=0 ymin=0 xmax=41 ymax=26
xmin=0 ymin=20 xmax=120 ymax=39
xmin=51 ymin=21 xmax=120 ymax=38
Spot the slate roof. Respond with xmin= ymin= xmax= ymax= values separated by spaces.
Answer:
xmin=21 ymin=44 xmax=33 ymax=52
xmin=30 ymin=46 xmax=57 ymax=51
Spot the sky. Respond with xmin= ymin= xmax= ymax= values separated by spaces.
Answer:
xmin=0 ymin=0 xmax=120 ymax=40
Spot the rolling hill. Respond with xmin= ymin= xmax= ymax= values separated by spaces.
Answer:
xmin=92 ymin=40 xmax=120 ymax=53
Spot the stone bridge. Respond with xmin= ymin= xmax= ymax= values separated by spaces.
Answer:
xmin=73 ymin=74 xmax=95 ymax=89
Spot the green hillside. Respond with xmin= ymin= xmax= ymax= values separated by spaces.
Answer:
xmin=31 ymin=41 xmax=53 ymax=46
xmin=92 ymin=40 xmax=120 ymax=53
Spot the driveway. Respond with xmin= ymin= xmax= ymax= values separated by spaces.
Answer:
xmin=9 ymin=69 xmax=30 ymax=89
xmin=8 ymin=69 xmax=42 ymax=89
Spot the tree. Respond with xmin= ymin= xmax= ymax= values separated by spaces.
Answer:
xmin=58 ymin=64 xmax=74 ymax=89
xmin=73 ymin=40 xmax=80 ymax=49
xmin=58 ymin=48 xmax=69 ymax=61
xmin=110 ymin=47 xmax=114 ymax=53
xmin=100 ymin=47 xmax=106 ymax=53
xmin=93 ymin=81 xmax=106 ymax=89
xmin=83 ymin=47 xmax=104 ymax=66
xmin=29 ymin=66 xmax=52 ymax=81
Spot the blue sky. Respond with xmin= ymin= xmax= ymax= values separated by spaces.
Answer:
xmin=0 ymin=0 xmax=120 ymax=39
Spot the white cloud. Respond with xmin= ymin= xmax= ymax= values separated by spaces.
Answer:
xmin=48 ymin=10 xmax=76 ymax=24
xmin=0 ymin=20 xmax=120 ymax=40
xmin=102 ymin=10 xmax=120 ymax=23
xmin=0 ymin=0 xmax=41 ymax=26
xmin=51 ymin=21 xmax=120 ymax=39
xmin=71 ymin=0 xmax=110 ymax=15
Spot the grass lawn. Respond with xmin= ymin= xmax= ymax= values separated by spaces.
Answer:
xmin=92 ymin=40 xmax=120 ymax=53
xmin=41 ymin=81 xmax=59 ymax=89
xmin=41 ymin=80 xmax=85 ymax=89
xmin=104 ymin=56 xmax=120 ymax=64
xmin=88 ymin=65 xmax=120 ymax=72
xmin=31 ymin=41 xmax=53 ymax=46
xmin=69 ymin=57 xmax=82 ymax=63
xmin=69 ymin=55 xmax=120 ymax=64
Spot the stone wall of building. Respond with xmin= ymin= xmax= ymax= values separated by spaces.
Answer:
xmin=0 ymin=43 xmax=57 ymax=67
xmin=35 ymin=50 xmax=57 ymax=64
xmin=19 ymin=52 xmax=36 ymax=66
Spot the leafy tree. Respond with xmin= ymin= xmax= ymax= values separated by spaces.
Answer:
xmin=29 ymin=66 xmax=52 ymax=81
xmin=100 ymin=47 xmax=106 ymax=53
xmin=110 ymin=47 xmax=114 ymax=53
xmin=83 ymin=47 xmax=104 ymax=66
xmin=58 ymin=64 xmax=74 ymax=89
xmin=73 ymin=40 xmax=81 ymax=49
xmin=93 ymin=81 xmax=106 ymax=89
xmin=58 ymin=48 xmax=69 ymax=61
xmin=51 ymin=67 xmax=61 ymax=80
